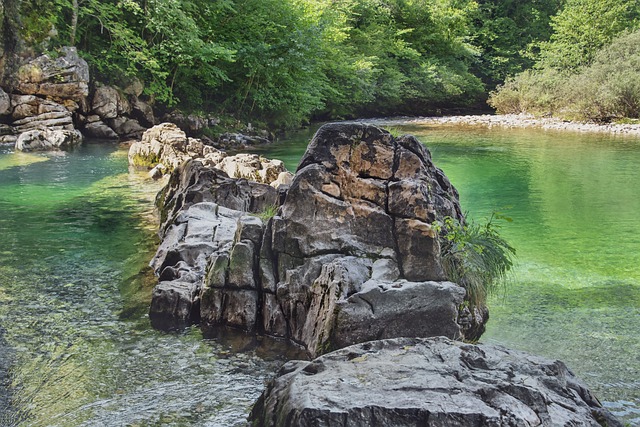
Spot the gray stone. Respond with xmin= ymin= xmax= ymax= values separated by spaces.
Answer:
xmin=249 ymin=337 xmax=623 ymax=427
xmin=15 ymin=129 xmax=82 ymax=152
xmin=91 ymin=85 xmax=131 ymax=120
xmin=107 ymin=116 xmax=145 ymax=138
xmin=83 ymin=120 xmax=118 ymax=139
xmin=131 ymin=96 xmax=155 ymax=127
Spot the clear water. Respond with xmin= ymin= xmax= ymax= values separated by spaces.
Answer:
xmin=2 ymin=121 xmax=639 ymax=425
xmin=255 ymin=122 xmax=640 ymax=424
xmin=0 ymin=144 xmax=285 ymax=426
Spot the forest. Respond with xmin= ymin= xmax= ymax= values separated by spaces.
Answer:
xmin=5 ymin=0 xmax=640 ymax=128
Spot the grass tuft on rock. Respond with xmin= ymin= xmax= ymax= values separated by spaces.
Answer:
xmin=435 ymin=212 xmax=516 ymax=308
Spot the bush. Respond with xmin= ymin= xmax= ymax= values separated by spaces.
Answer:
xmin=488 ymin=68 xmax=567 ymax=115
xmin=435 ymin=213 xmax=516 ymax=308
xmin=564 ymin=30 xmax=640 ymax=120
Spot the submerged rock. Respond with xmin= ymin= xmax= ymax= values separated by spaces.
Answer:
xmin=249 ymin=337 xmax=622 ymax=427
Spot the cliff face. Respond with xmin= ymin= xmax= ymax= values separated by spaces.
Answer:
xmin=150 ymin=122 xmax=488 ymax=357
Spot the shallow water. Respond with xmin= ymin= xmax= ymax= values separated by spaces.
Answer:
xmin=256 ymin=122 xmax=640 ymax=424
xmin=0 ymin=144 xmax=284 ymax=426
xmin=2 ymin=122 xmax=639 ymax=425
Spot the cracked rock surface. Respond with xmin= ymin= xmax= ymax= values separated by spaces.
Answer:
xmin=150 ymin=122 xmax=487 ymax=356
xmin=249 ymin=337 xmax=622 ymax=427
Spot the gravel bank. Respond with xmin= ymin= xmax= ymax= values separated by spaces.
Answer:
xmin=361 ymin=114 xmax=640 ymax=137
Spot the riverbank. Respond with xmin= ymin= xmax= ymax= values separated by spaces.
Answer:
xmin=362 ymin=114 xmax=640 ymax=136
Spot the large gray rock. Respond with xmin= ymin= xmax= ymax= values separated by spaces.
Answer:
xmin=148 ymin=160 xmax=281 ymax=329
xmin=149 ymin=202 xmax=248 ymax=329
xmin=91 ymin=84 xmax=131 ymax=120
xmin=82 ymin=116 xmax=118 ymax=139
xmin=15 ymin=47 xmax=89 ymax=102
xmin=151 ymin=122 xmax=485 ymax=357
xmin=249 ymin=337 xmax=622 ymax=427
xmin=15 ymin=128 xmax=82 ymax=151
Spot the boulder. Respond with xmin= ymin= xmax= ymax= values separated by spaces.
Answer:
xmin=15 ymin=46 xmax=89 ymax=102
xmin=131 ymin=96 xmax=155 ymax=127
xmin=15 ymin=128 xmax=82 ymax=151
xmin=162 ymin=110 xmax=207 ymax=136
xmin=91 ymin=85 xmax=131 ymax=120
xmin=249 ymin=337 xmax=622 ymax=427
xmin=107 ymin=116 xmax=145 ymax=138
xmin=252 ymin=122 xmax=474 ymax=355
xmin=82 ymin=116 xmax=118 ymax=139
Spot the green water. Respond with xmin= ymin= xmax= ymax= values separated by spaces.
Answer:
xmin=257 ymin=122 xmax=640 ymax=424
xmin=0 ymin=144 xmax=283 ymax=426
xmin=2 ymin=122 xmax=639 ymax=425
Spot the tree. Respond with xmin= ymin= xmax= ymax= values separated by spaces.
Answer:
xmin=538 ymin=0 xmax=640 ymax=70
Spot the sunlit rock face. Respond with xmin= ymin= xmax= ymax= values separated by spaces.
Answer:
xmin=150 ymin=123 xmax=487 ymax=356
xmin=249 ymin=337 xmax=623 ymax=427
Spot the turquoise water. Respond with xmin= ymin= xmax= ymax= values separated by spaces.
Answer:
xmin=1 ymin=122 xmax=638 ymax=425
xmin=256 ymin=122 xmax=640 ymax=424
xmin=0 ymin=144 xmax=284 ymax=426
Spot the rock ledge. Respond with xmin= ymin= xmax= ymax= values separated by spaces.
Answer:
xmin=250 ymin=337 xmax=622 ymax=427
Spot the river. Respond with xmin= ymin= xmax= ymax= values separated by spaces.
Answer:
xmin=0 ymin=122 xmax=639 ymax=425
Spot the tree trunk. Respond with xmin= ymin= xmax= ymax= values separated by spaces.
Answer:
xmin=70 ymin=0 xmax=78 ymax=46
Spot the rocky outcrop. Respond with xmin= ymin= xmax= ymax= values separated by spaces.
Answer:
xmin=83 ymin=84 xmax=150 ymax=139
xmin=249 ymin=337 xmax=622 ymax=427
xmin=10 ymin=94 xmax=74 ymax=133
xmin=0 ymin=48 xmax=86 ymax=149
xmin=149 ymin=123 xmax=485 ymax=357
xmin=14 ymin=46 xmax=89 ymax=102
xmin=200 ymin=122 xmax=476 ymax=356
xmin=129 ymin=123 xmax=290 ymax=183
xmin=149 ymin=159 xmax=281 ymax=329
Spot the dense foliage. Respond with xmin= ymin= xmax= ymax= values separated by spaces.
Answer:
xmin=489 ymin=0 xmax=640 ymax=121
xmin=6 ymin=0 xmax=639 ymax=126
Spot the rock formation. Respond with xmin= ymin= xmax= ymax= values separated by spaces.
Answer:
xmin=249 ymin=337 xmax=622 ymax=427
xmin=129 ymin=123 xmax=290 ymax=183
xmin=0 ymin=47 xmax=88 ymax=148
xmin=14 ymin=46 xmax=89 ymax=102
xmin=149 ymin=122 xmax=487 ymax=357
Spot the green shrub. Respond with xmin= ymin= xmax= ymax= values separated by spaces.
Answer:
xmin=488 ymin=68 xmax=567 ymax=115
xmin=564 ymin=30 xmax=640 ymax=121
xmin=435 ymin=213 xmax=516 ymax=308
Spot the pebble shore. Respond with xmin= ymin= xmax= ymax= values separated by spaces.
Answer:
xmin=362 ymin=114 xmax=640 ymax=137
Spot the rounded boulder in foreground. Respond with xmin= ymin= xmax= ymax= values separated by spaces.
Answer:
xmin=249 ymin=337 xmax=622 ymax=427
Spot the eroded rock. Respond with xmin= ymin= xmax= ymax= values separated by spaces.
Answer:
xmin=250 ymin=337 xmax=622 ymax=427
xmin=150 ymin=122 xmax=484 ymax=357
xmin=129 ymin=123 xmax=289 ymax=183
xmin=15 ymin=47 xmax=89 ymax=102
xmin=15 ymin=128 xmax=82 ymax=151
